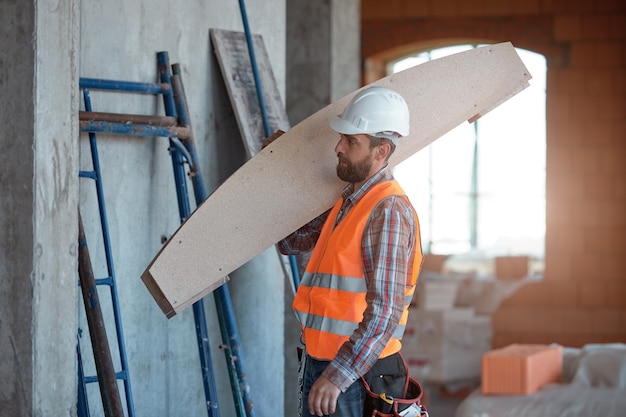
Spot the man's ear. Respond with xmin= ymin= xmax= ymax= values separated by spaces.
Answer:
xmin=377 ymin=143 xmax=392 ymax=160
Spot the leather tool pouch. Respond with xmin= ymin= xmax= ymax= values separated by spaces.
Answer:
xmin=361 ymin=352 xmax=427 ymax=417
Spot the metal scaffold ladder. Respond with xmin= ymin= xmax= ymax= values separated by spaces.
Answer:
xmin=77 ymin=51 xmax=254 ymax=417
xmin=77 ymin=81 xmax=140 ymax=417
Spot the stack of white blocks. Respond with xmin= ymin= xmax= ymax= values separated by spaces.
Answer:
xmin=404 ymin=276 xmax=493 ymax=384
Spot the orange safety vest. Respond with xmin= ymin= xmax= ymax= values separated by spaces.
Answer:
xmin=293 ymin=180 xmax=422 ymax=361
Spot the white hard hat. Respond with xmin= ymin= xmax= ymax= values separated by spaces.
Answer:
xmin=329 ymin=86 xmax=410 ymax=144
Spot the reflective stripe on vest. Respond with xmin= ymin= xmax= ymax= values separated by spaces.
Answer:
xmin=293 ymin=180 xmax=420 ymax=361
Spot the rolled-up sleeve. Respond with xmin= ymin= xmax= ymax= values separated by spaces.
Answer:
xmin=277 ymin=210 xmax=330 ymax=255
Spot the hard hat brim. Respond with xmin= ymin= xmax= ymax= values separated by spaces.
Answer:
xmin=329 ymin=116 xmax=368 ymax=135
xmin=329 ymin=116 xmax=407 ymax=142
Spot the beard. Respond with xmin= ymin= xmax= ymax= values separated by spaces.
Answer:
xmin=336 ymin=153 xmax=373 ymax=183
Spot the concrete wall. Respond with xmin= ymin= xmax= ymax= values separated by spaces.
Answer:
xmin=0 ymin=1 xmax=80 ymax=416
xmin=76 ymin=1 xmax=286 ymax=416
xmin=0 ymin=0 xmax=287 ymax=415
xmin=361 ymin=0 xmax=626 ymax=347
xmin=1 ymin=0 xmax=362 ymax=415
xmin=0 ymin=3 xmax=36 ymax=414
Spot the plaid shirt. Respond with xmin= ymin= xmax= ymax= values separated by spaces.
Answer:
xmin=278 ymin=166 xmax=419 ymax=391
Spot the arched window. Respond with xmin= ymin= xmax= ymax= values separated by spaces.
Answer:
xmin=392 ymin=45 xmax=546 ymax=271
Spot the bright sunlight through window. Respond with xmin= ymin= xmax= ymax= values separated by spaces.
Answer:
xmin=392 ymin=45 xmax=547 ymax=261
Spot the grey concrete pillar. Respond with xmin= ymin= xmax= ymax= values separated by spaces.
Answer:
xmin=0 ymin=1 xmax=79 ymax=416
xmin=286 ymin=0 xmax=361 ymax=125
xmin=284 ymin=1 xmax=360 ymax=415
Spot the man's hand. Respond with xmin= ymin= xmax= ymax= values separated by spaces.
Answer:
xmin=308 ymin=375 xmax=341 ymax=416
xmin=261 ymin=129 xmax=285 ymax=149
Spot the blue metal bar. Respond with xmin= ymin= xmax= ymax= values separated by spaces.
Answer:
xmin=80 ymin=78 xmax=170 ymax=95
xmin=80 ymin=88 xmax=136 ymax=417
xmin=156 ymin=54 xmax=177 ymax=115
xmin=169 ymin=58 xmax=252 ymax=417
xmin=169 ymin=144 xmax=222 ymax=417
xmin=77 ymin=336 xmax=91 ymax=417
xmin=94 ymin=277 xmax=114 ymax=286
xmin=289 ymin=256 xmax=301 ymax=289
xmin=157 ymin=51 xmax=221 ymax=417
xmin=168 ymin=139 xmax=193 ymax=171
xmin=79 ymin=171 xmax=98 ymax=180
xmin=237 ymin=0 xmax=271 ymax=137
xmin=169 ymin=143 xmax=192 ymax=221
xmin=84 ymin=368 xmax=127 ymax=385
xmin=212 ymin=287 xmax=247 ymax=417
xmin=169 ymin=70 xmax=206 ymax=202
xmin=84 ymin=375 xmax=99 ymax=384
xmin=79 ymin=121 xmax=188 ymax=138
xmin=75 ymin=278 xmax=115 ymax=295
xmin=237 ymin=0 xmax=301 ymax=291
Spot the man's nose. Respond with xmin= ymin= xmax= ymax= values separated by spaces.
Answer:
xmin=335 ymin=136 xmax=346 ymax=153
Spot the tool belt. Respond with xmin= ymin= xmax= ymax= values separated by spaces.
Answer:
xmin=361 ymin=352 xmax=428 ymax=417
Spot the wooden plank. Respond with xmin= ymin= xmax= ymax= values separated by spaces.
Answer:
xmin=210 ymin=28 xmax=290 ymax=158
xmin=141 ymin=42 xmax=532 ymax=317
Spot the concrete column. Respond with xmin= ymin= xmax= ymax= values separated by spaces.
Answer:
xmin=0 ymin=1 xmax=79 ymax=416
xmin=286 ymin=0 xmax=361 ymax=125
xmin=284 ymin=1 xmax=360 ymax=414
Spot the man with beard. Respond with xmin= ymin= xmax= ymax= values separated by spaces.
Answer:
xmin=275 ymin=86 xmax=423 ymax=417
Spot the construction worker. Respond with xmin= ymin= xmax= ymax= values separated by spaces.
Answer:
xmin=275 ymin=86 xmax=423 ymax=417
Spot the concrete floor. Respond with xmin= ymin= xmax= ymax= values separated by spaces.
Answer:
xmin=424 ymin=389 xmax=465 ymax=417
xmin=420 ymin=381 xmax=478 ymax=417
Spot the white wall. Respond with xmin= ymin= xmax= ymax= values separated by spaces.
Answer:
xmin=77 ymin=1 xmax=286 ymax=416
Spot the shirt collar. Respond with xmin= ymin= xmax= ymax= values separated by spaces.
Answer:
xmin=341 ymin=165 xmax=392 ymax=205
